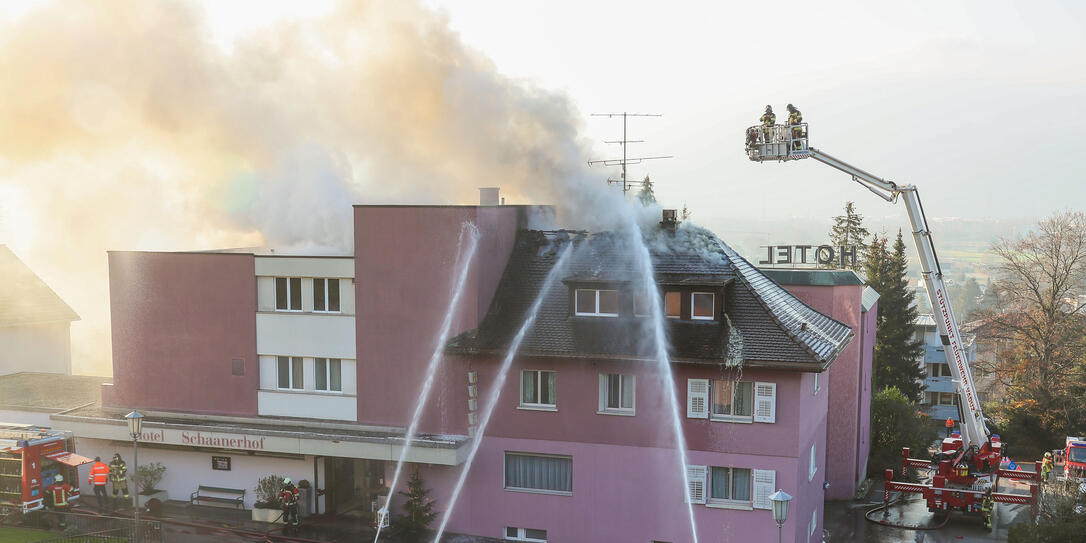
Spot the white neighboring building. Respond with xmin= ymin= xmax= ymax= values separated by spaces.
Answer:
xmin=0 ymin=245 xmax=80 ymax=375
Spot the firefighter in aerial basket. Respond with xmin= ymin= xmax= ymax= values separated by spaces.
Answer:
xmin=760 ymin=105 xmax=776 ymax=143
xmin=980 ymin=487 xmax=994 ymax=531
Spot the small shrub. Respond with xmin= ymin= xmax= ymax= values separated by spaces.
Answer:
xmin=135 ymin=462 xmax=167 ymax=494
xmin=254 ymin=475 xmax=285 ymax=508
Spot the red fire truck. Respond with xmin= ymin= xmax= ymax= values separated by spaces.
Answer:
xmin=1 ymin=424 xmax=93 ymax=512
xmin=1056 ymin=436 xmax=1086 ymax=482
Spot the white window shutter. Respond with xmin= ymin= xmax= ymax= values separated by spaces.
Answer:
xmin=754 ymin=382 xmax=776 ymax=423
xmin=685 ymin=465 xmax=707 ymax=504
xmin=752 ymin=469 xmax=775 ymax=509
xmin=687 ymin=379 xmax=709 ymax=419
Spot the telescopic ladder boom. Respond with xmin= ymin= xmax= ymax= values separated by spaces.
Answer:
xmin=745 ymin=123 xmax=989 ymax=450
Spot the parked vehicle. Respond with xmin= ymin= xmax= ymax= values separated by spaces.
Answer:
xmin=0 ymin=423 xmax=93 ymax=511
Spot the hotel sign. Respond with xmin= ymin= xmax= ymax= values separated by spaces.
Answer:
xmin=758 ymin=244 xmax=858 ymax=268
xmin=133 ymin=429 xmax=267 ymax=450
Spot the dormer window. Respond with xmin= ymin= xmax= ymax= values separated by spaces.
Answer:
xmin=575 ymin=289 xmax=619 ymax=317
xmin=665 ymin=292 xmax=681 ymax=318
xmin=691 ymin=292 xmax=715 ymax=320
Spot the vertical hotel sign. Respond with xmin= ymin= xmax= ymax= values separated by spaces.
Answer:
xmin=758 ymin=244 xmax=858 ymax=268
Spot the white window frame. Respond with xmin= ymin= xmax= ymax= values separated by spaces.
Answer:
xmin=707 ymin=466 xmax=754 ymax=509
xmin=276 ymin=356 xmax=303 ymax=390
xmin=312 ymin=278 xmax=341 ymax=313
xmin=274 ymin=277 xmax=302 ymax=312
xmin=597 ymin=373 xmax=635 ymax=415
xmin=504 ymin=527 xmax=547 ymax=542
xmin=314 ymin=358 xmax=342 ymax=393
xmin=710 ymin=379 xmax=754 ymax=423
xmin=574 ymin=289 xmax=619 ymax=317
xmin=690 ymin=292 xmax=715 ymax=320
xmin=664 ymin=291 xmax=681 ymax=319
xmin=503 ymin=452 xmax=572 ymax=495
xmin=519 ymin=370 xmax=557 ymax=411
xmin=809 ymin=443 xmax=818 ymax=481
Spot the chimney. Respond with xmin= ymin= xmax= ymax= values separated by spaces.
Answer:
xmin=660 ymin=209 xmax=679 ymax=229
xmin=479 ymin=187 xmax=500 ymax=206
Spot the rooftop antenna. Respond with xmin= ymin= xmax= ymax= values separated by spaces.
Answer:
xmin=588 ymin=112 xmax=673 ymax=195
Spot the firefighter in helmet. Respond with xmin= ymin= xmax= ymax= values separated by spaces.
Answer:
xmin=1041 ymin=451 xmax=1054 ymax=483
xmin=46 ymin=474 xmax=72 ymax=529
xmin=980 ymin=487 xmax=994 ymax=531
xmin=786 ymin=104 xmax=804 ymax=150
xmin=760 ymin=105 xmax=776 ymax=143
xmin=109 ymin=453 xmax=130 ymax=508
xmin=279 ymin=477 xmax=300 ymax=535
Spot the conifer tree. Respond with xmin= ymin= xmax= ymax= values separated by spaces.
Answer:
xmin=829 ymin=202 xmax=870 ymax=270
xmin=396 ymin=468 xmax=437 ymax=542
xmin=865 ymin=231 xmax=926 ymax=401
xmin=636 ymin=176 xmax=656 ymax=206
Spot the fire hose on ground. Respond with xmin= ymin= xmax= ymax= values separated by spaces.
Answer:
xmin=863 ymin=496 xmax=953 ymax=530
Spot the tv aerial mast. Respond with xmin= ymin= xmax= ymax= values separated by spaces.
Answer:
xmin=588 ymin=112 xmax=672 ymax=195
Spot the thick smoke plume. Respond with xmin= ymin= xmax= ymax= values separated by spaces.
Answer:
xmin=0 ymin=0 xmax=625 ymax=374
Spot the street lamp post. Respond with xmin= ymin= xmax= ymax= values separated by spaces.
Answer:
xmin=125 ymin=411 xmax=144 ymax=543
xmin=769 ymin=489 xmax=792 ymax=543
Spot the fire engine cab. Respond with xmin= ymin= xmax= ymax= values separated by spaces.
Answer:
xmin=0 ymin=424 xmax=93 ymax=512
xmin=1056 ymin=437 xmax=1086 ymax=482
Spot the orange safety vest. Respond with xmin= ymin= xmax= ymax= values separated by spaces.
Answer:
xmin=88 ymin=462 xmax=110 ymax=486
xmin=945 ymin=418 xmax=955 ymax=428
xmin=49 ymin=484 xmax=71 ymax=507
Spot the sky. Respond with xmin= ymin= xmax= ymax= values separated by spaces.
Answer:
xmin=0 ymin=0 xmax=1083 ymax=374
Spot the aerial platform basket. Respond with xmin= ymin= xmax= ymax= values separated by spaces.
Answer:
xmin=745 ymin=123 xmax=809 ymax=161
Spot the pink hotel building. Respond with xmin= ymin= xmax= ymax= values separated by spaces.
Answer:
xmin=55 ymin=204 xmax=875 ymax=543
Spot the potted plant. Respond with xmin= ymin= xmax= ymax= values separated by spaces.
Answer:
xmin=135 ymin=462 xmax=168 ymax=506
xmin=252 ymin=474 xmax=285 ymax=523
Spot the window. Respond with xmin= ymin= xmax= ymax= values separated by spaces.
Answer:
xmin=505 ymin=527 xmax=547 ymax=542
xmin=598 ymin=374 xmax=634 ymax=414
xmin=315 ymin=358 xmax=342 ymax=392
xmin=521 ymin=370 xmax=556 ymax=409
xmin=574 ymin=289 xmax=618 ymax=316
xmin=274 ymin=277 xmax=302 ymax=311
xmin=277 ymin=356 xmax=303 ymax=389
xmin=313 ymin=278 xmax=341 ymax=312
xmin=504 ymin=453 xmax=571 ymax=494
xmin=665 ymin=291 xmax=681 ymax=318
xmin=809 ymin=443 xmax=817 ymax=481
xmin=691 ymin=292 xmax=714 ymax=320
xmin=711 ymin=380 xmax=753 ymax=420
xmin=709 ymin=466 xmax=752 ymax=503
xmin=938 ymin=392 xmax=957 ymax=405
xmin=633 ymin=290 xmax=651 ymax=317
xmin=231 ymin=358 xmax=244 ymax=376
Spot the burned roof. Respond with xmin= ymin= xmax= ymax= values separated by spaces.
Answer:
xmin=447 ymin=225 xmax=854 ymax=369
xmin=0 ymin=245 xmax=79 ymax=328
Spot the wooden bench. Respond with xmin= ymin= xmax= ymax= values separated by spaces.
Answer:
xmin=190 ymin=485 xmax=245 ymax=509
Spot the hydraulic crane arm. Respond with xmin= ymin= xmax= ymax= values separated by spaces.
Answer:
xmin=745 ymin=125 xmax=989 ymax=450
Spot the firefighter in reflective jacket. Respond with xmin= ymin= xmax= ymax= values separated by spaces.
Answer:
xmin=1041 ymin=451 xmax=1054 ymax=483
xmin=279 ymin=478 xmax=300 ymax=535
xmin=47 ymin=474 xmax=71 ymax=528
xmin=760 ymin=105 xmax=776 ymax=142
xmin=786 ymin=104 xmax=803 ymax=149
xmin=981 ymin=488 xmax=994 ymax=530
xmin=87 ymin=457 xmax=110 ymax=511
xmin=109 ymin=453 xmax=130 ymax=507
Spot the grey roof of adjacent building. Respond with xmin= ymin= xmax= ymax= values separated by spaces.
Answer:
xmin=0 ymin=372 xmax=110 ymax=411
xmin=862 ymin=286 xmax=881 ymax=313
xmin=0 ymin=245 xmax=80 ymax=328
xmin=447 ymin=226 xmax=854 ymax=369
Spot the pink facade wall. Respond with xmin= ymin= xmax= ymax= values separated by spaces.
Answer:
xmin=104 ymin=252 xmax=258 ymax=414
xmin=353 ymin=206 xmax=526 ymax=430
xmin=781 ymin=282 xmax=873 ymax=500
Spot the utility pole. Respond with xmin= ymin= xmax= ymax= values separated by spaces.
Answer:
xmin=588 ymin=112 xmax=672 ymax=195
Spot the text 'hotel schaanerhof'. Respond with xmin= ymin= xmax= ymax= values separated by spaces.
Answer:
xmin=49 ymin=196 xmax=878 ymax=543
